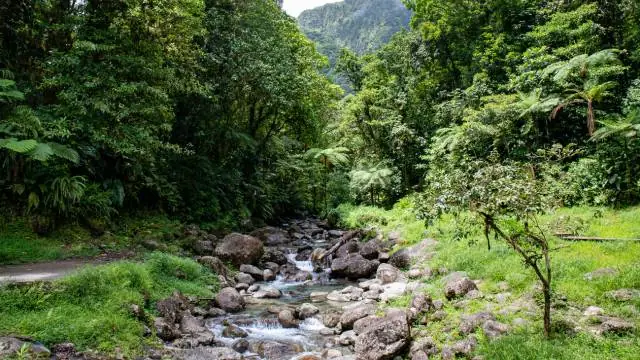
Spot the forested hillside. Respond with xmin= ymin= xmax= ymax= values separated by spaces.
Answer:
xmin=298 ymin=0 xmax=411 ymax=87
xmin=0 ymin=0 xmax=339 ymax=232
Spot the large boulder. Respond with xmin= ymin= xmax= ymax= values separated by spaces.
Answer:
xmin=180 ymin=314 xmax=208 ymax=334
xmin=331 ymin=254 xmax=378 ymax=280
xmin=327 ymin=286 xmax=364 ymax=302
xmin=216 ymin=287 xmax=245 ymax=313
xmin=154 ymin=317 xmax=181 ymax=341
xmin=252 ymin=285 xmax=282 ymax=299
xmin=251 ymin=226 xmax=291 ymax=246
xmin=216 ymin=233 xmax=264 ymax=266
xmin=355 ymin=309 xmax=411 ymax=360
xmin=261 ymin=247 xmax=288 ymax=265
xmin=336 ymin=240 xmax=360 ymax=258
xmin=235 ymin=272 xmax=255 ymax=285
xmin=296 ymin=303 xmax=320 ymax=320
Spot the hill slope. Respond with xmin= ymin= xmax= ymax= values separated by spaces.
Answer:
xmin=298 ymin=0 xmax=411 ymax=87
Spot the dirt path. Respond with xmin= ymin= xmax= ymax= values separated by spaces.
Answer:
xmin=0 ymin=260 xmax=99 ymax=284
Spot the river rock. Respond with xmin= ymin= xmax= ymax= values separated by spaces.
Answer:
xmin=154 ymin=317 xmax=181 ymax=341
xmin=445 ymin=276 xmax=478 ymax=300
xmin=180 ymin=314 xmax=208 ymax=334
xmin=216 ymin=287 xmax=245 ymax=312
xmin=263 ymin=269 xmax=276 ymax=281
xmin=278 ymin=309 xmax=299 ymax=328
xmin=606 ymin=288 xmax=640 ymax=302
xmin=331 ymin=254 xmax=377 ymax=280
xmin=0 ymin=337 xmax=51 ymax=359
xmin=323 ymin=312 xmax=342 ymax=328
xmin=223 ymin=324 xmax=248 ymax=338
xmin=310 ymin=291 xmax=328 ymax=302
xmin=327 ymin=286 xmax=364 ymax=302
xmin=252 ymin=285 xmax=282 ymax=299
xmin=340 ymin=301 xmax=376 ymax=329
xmin=240 ymin=264 xmax=264 ymax=280
xmin=261 ymin=247 xmax=288 ymax=265
xmin=176 ymin=347 xmax=243 ymax=360
xmin=355 ymin=309 xmax=411 ymax=360
xmin=328 ymin=230 xmax=344 ymax=238
xmin=194 ymin=240 xmax=215 ymax=255
xmin=376 ymin=263 xmax=402 ymax=284
xmin=339 ymin=330 xmax=357 ymax=346
xmin=360 ymin=240 xmax=381 ymax=260
xmin=251 ymin=226 xmax=291 ymax=246
xmin=336 ymin=240 xmax=360 ymax=258
xmin=584 ymin=306 xmax=604 ymax=316
xmin=216 ymin=233 xmax=264 ymax=266
xmin=296 ymin=303 xmax=320 ymax=319
xmin=252 ymin=340 xmax=304 ymax=360
xmin=379 ymin=282 xmax=408 ymax=302
xmin=235 ymin=272 xmax=255 ymax=285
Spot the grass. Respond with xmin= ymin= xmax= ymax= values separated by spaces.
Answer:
xmin=336 ymin=201 xmax=640 ymax=360
xmin=0 ymin=252 xmax=217 ymax=357
xmin=0 ymin=215 xmax=185 ymax=265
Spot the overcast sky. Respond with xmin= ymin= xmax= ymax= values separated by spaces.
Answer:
xmin=282 ymin=0 xmax=343 ymax=17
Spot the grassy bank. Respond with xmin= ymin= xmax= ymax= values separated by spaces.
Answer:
xmin=0 ymin=215 xmax=185 ymax=265
xmin=0 ymin=253 xmax=217 ymax=357
xmin=337 ymin=201 xmax=640 ymax=359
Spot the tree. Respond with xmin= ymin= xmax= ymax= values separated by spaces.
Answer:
xmin=306 ymin=147 xmax=350 ymax=211
xmin=350 ymin=164 xmax=393 ymax=206
xmin=544 ymin=50 xmax=626 ymax=136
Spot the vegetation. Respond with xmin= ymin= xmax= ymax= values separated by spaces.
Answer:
xmin=337 ymin=202 xmax=640 ymax=359
xmin=0 ymin=252 xmax=217 ymax=356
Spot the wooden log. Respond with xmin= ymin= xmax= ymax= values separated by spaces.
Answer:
xmin=555 ymin=234 xmax=640 ymax=242
xmin=319 ymin=230 xmax=359 ymax=260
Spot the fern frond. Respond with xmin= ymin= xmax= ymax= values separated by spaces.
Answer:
xmin=1 ymin=139 xmax=38 ymax=153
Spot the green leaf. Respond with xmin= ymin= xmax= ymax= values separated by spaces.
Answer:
xmin=28 ymin=143 xmax=55 ymax=162
xmin=1 ymin=139 xmax=38 ymax=153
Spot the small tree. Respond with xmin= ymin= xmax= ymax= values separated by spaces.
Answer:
xmin=349 ymin=164 xmax=393 ymax=206
xmin=306 ymin=147 xmax=350 ymax=211
xmin=421 ymin=152 xmax=555 ymax=337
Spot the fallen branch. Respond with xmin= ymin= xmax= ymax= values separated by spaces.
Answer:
xmin=319 ymin=230 xmax=359 ymax=260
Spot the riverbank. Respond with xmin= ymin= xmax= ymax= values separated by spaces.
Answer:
xmin=336 ymin=202 xmax=640 ymax=359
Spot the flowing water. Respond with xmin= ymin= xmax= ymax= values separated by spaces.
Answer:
xmin=206 ymin=253 xmax=355 ymax=359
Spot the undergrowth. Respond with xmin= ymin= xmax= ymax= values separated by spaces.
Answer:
xmin=0 ymin=252 xmax=217 ymax=357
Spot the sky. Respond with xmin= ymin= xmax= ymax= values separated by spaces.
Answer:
xmin=282 ymin=0 xmax=343 ymax=17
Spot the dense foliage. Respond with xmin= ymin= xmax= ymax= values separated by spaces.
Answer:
xmin=0 ymin=0 xmax=339 ymax=231
xmin=324 ymin=0 xmax=640 ymax=212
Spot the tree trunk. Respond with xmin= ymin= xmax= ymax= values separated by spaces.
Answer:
xmin=543 ymin=284 xmax=551 ymax=338
xmin=587 ymin=100 xmax=595 ymax=136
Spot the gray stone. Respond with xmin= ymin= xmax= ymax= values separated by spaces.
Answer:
xmin=180 ymin=314 xmax=207 ymax=334
xmin=310 ymin=291 xmax=328 ymax=302
xmin=296 ymin=303 xmax=320 ymax=320
xmin=194 ymin=240 xmax=215 ymax=255
xmin=451 ymin=336 xmax=477 ymax=356
xmin=222 ymin=324 xmax=248 ymax=338
xmin=251 ymin=226 xmax=291 ymax=246
xmin=606 ymin=289 xmax=640 ymax=302
xmin=216 ymin=233 xmax=264 ymax=266
xmin=599 ymin=317 xmax=635 ymax=334
xmin=252 ymin=286 xmax=282 ymax=299
xmin=460 ymin=312 xmax=496 ymax=334
xmin=232 ymin=339 xmax=250 ymax=353
xmin=389 ymin=249 xmax=411 ymax=269
xmin=584 ymin=267 xmax=618 ymax=281
xmin=235 ymin=272 xmax=255 ymax=285
xmin=176 ymin=347 xmax=243 ymax=360
xmin=154 ymin=317 xmax=181 ymax=341
xmin=339 ymin=330 xmax=357 ymax=346
xmin=327 ymin=286 xmax=364 ymax=302
xmin=331 ymin=254 xmax=378 ymax=280
xmin=239 ymin=264 xmax=264 ymax=280
xmin=340 ymin=301 xmax=376 ymax=329
xmin=482 ymin=320 xmax=509 ymax=339
xmin=323 ymin=312 xmax=342 ymax=328
xmin=0 ymin=337 xmax=51 ymax=359
xmin=444 ymin=277 xmax=478 ymax=300
xmin=376 ymin=263 xmax=402 ymax=284
xmin=278 ymin=309 xmax=298 ymax=328
xmin=216 ymin=287 xmax=245 ymax=313
xmin=263 ymin=269 xmax=276 ymax=281
xmin=583 ymin=306 xmax=604 ymax=316
xmin=355 ymin=309 xmax=410 ymax=360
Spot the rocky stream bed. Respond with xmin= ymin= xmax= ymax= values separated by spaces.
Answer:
xmin=3 ymin=217 xmax=637 ymax=360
